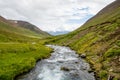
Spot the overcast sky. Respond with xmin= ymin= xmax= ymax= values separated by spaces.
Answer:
xmin=0 ymin=0 xmax=115 ymax=32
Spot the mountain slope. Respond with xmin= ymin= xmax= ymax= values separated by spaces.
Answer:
xmin=9 ymin=20 xmax=51 ymax=37
xmin=0 ymin=16 xmax=51 ymax=42
xmin=48 ymin=0 xmax=120 ymax=79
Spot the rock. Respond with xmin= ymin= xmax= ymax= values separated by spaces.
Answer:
xmin=58 ymin=60 xmax=63 ymax=63
xmin=109 ymin=69 xmax=113 ymax=72
xmin=119 ymin=57 xmax=120 ymax=62
xmin=108 ymin=75 xmax=114 ymax=80
xmin=61 ymin=67 xmax=70 ymax=71
xmin=32 ymin=42 xmax=36 ymax=44
xmin=88 ymin=69 xmax=94 ymax=73
xmin=80 ymin=54 xmax=86 ymax=58
xmin=81 ymin=68 xmax=87 ymax=70
xmin=75 ymin=61 xmax=79 ymax=64
xmin=72 ymin=73 xmax=79 ymax=77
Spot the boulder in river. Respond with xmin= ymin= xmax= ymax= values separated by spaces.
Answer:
xmin=58 ymin=60 xmax=63 ymax=63
xmin=88 ymin=69 xmax=94 ymax=73
xmin=61 ymin=67 xmax=70 ymax=71
xmin=75 ymin=61 xmax=79 ymax=64
xmin=80 ymin=54 xmax=86 ymax=58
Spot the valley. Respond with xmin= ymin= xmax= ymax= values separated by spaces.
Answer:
xmin=0 ymin=0 xmax=120 ymax=80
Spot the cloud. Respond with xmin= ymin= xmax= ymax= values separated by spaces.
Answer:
xmin=0 ymin=0 xmax=115 ymax=32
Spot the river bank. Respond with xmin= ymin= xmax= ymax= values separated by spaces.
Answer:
xmin=0 ymin=43 xmax=52 ymax=80
xmin=17 ymin=45 xmax=95 ymax=80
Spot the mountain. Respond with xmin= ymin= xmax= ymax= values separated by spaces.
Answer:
xmin=9 ymin=20 xmax=51 ymax=37
xmin=0 ymin=16 xmax=51 ymax=42
xmin=48 ymin=31 xmax=70 ymax=35
xmin=48 ymin=0 xmax=120 ymax=79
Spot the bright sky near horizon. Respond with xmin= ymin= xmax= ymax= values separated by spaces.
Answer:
xmin=0 ymin=0 xmax=115 ymax=32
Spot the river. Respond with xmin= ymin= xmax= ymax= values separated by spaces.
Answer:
xmin=17 ymin=45 xmax=95 ymax=80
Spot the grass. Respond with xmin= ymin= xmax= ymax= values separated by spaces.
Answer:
xmin=0 ymin=42 xmax=52 ymax=80
xmin=99 ymin=70 xmax=108 ymax=80
xmin=104 ymin=47 xmax=120 ymax=57
xmin=0 ymin=21 xmax=45 ymax=42
xmin=0 ymin=20 xmax=51 ymax=39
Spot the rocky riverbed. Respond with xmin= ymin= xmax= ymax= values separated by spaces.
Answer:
xmin=17 ymin=45 xmax=95 ymax=80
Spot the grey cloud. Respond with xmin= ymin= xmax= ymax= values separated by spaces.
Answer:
xmin=0 ymin=0 xmax=115 ymax=32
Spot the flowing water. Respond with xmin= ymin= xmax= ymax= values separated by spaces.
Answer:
xmin=17 ymin=45 xmax=95 ymax=80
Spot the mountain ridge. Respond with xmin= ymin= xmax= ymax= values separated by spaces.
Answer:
xmin=0 ymin=16 xmax=51 ymax=42
xmin=8 ymin=20 xmax=51 ymax=37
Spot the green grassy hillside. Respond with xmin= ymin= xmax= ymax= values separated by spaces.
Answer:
xmin=0 ymin=16 xmax=51 ymax=42
xmin=47 ymin=0 xmax=120 ymax=79
xmin=15 ymin=20 xmax=51 ymax=37
xmin=0 ymin=22 xmax=36 ymax=42
xmin=0 ymin=16 xmax=52 ymax=80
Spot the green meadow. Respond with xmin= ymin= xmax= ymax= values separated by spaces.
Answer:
xmin=0 ymin=42 xmax=52 ymax=80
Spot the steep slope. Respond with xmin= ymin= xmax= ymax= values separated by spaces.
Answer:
xmin=9 ymin=20 xmax=51 ymax=37
xmin=0 ymin=16 xmax=50 ymax=42
xmin=48 ymin=0 xmax=120 ymax=79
